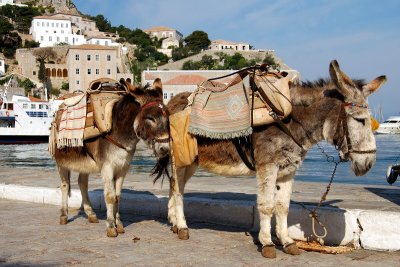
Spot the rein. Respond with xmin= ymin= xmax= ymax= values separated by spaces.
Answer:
xmin=333 ymin=102 xmax=376 ymax=161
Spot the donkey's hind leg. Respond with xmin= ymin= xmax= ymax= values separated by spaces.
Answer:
xmin=275 ymin=176 xmax=301 ymax=255
xmin=114 ymin=172 xmax=127 ymax=234
xmin=102 ymin=166 xmax=118 ymax=237
xmin=78 ymin=173 xmax=98 ymax=223
xmin=58 ymin=166 xmax=70 ymax=225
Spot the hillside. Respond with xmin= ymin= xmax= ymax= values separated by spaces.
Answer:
xmin=159 ymin=49 xmax=291 ymax=70
xmin=17 ymin=0 xmax=79 ymax=14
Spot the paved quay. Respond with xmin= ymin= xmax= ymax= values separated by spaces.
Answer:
xmin=1 ymin=198 xmax=400 ymax=267
xmin=1 ymin=165 xmax=400 ymax=253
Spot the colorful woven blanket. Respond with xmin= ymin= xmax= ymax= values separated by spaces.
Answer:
xmin=188 ymin=73 xmax=252 ymax=139
xmin=56 ymin=93 xmax=87 ymax=149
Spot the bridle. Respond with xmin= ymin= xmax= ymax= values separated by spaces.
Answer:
xmin=137 ymin=100 xmax=170 ymax=145
xmin=333 ymin=101 xmax=377 ymax=161
xmin=105 ymin=100 xmax=169 ymax=151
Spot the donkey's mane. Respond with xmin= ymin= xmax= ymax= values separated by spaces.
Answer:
xmin=300 ymin=78 xmax=366 ymax=89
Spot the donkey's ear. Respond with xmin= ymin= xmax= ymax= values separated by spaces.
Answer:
xmin=120 ymin=78 xmax=145 ymax=100
xmin=151 ymin=78 xmax=163 ymax=98
xmin=362 ymin=75 xmax=386 ymax=97
xmin=329 ymin=60 xmax=355 ymax=98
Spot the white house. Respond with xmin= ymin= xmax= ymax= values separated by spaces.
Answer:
xmin=209 ymin=39 xmax=251 ymax=51
xmin=144 ymin=26 xmax=183 ymax=42
xmin=30 ymin=15 xmax=86 ymax=47
xmin=0 ymin=58 xmax=5 ymax=77
xmin=0 ymin=0 xmax=27 ymax=7
xmin=87 ymin=36 xmax=119 ymax=47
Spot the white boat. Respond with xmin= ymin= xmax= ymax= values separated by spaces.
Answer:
xmin=375 ymin=116 xmax=400 ymax=134
xmin=0 ymin=78 xmax=61 ymax=144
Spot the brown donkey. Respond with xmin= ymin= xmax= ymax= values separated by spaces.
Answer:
xmin=166 ymin=60 xmax=386 ymax=258
xmin=51 ymin=79 xmax=170 ymax=237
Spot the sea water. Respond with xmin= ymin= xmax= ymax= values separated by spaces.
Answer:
xmin=0 ymin=134 xmax=399 ymax=186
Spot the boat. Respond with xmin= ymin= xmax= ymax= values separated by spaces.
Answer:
xmin=0 ymin=77 xmax=61 ymax=144
xmin=375 ymin=116 xmax=400 ymax=134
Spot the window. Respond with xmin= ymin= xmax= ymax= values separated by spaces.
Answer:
xmin=169 ymin=32 xmax=173 ymax=37
xmin=107 ymin=55 xmax=111 ymax=61
xmin=42 ymin=22 xmax=44 ymax=27
xmin=65 ymin=37 xmax=68 ymax=42
xmin=95 ymin=54 xmax=99 ymax=61
xmin=56 ymin=23 xmax=58 ymax=27
xmin=49 ymin=36 xmax=52 ymax=41
xmin=33 ymin=71 xmax=36 ymax=75
xmin=37 ymin=22 xmax=39 ymax=26
xmin=87 ymin=55 xmax=91 ymax=61
xmin=47 ymin=22 xmax=49 ymax=27
xmin=56 ymin=37 xmax=60 ymax=42
xmin=75 ymin=68 xmax=79 ymax=74
xmin=107 ymin=69 xmax=111 ymax=75
xmin=170 ymin=93 xmax=174 ymax=99
xmin=75 ymin=54 xmax=79 ymax=61
xmin=61 ymin=23 xmax=63 ymax=28
xmin=31 ymin=104 xmax=36 ymax=109
xmin=105 ymin=41 xmax=108 ymax=46
xmin=88 ymin=69 xmax=91 ymax=74
xmin=23 ymin=104 xmax=28 ymax=109
xmin=163 ymin=93 xmax=167 ymax=99
xmin=61 ymin=30 xmax=64 ymax=34
xmin=96 ymin=40 xmax=99 ymax=45
xmin=40 ymin=36 xmax=44 ymax=41
xmin=51 ymin=22 xmax=54 ymax=27
xmin=76 ymin=80 xmax=79 ymax=85
xmin=96 ymin=69 xmax=99 ymax=75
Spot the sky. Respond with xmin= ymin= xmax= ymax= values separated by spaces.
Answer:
xmin=73 ymin=0 xmax=400 ymax=119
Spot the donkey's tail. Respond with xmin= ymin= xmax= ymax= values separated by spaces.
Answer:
xmin=152 ymin=155 xmax=170 ymax=184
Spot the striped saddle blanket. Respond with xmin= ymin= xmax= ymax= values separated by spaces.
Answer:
xmin=188 ymin=71 xmax=252 ymax=139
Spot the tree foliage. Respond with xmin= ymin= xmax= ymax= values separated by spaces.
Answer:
xmin=181 ymin=52 xmax=261 ymax=70
xmin=0 ymin=4 xmax=42 ymax=33
xmin=86 ymin=14 xmax=112 ymax=32
xmin=184 ymin=30 xmax=210 ymax=53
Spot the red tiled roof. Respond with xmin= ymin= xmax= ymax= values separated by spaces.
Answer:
xmin=68 ymin=44 xmax=116 ymax=50
xmin=144 ymin=73 xmax=159 ymax=80
xmin=144 ymin=26 xmax=175 ymax=32
xmin=28 ymin=96 xmax=44 ymax=102
xmin=164 ymin=75 xmax=207 ymax=85
xmin=33 ymin=16 xmax=70 ymax=21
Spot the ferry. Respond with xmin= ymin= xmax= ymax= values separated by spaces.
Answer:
xmin=375 ymin=116 xmax=400 ymax=134
xmin=0 ymin=79 xmax=61 ymax=144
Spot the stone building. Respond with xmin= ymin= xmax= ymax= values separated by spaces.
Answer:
xmin=67 ymin=44 xmax=132 ymax=92
xmin=144 ymin=26 xmax=183 ymax=41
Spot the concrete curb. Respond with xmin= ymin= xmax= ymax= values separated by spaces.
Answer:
xmin=1 ymin=183 xmax=399 ymax=251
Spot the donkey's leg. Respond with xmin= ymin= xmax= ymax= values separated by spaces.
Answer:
xmin=169 ymin=164 xmax=197 ymax=240
xmin=257 ymin=164 xmax=278 ymax=258
xmin=78 ymin=173 xmax=98 ymax=223
xmin=275 ymin=176 xmax=301 ymax=255
xmin=102 ymin=166 xmax=118 ymax=237
xmin=114 ymin=170 xmax=127 ymax=234
xmin=58 ymin=166 xmax=70 ymax=225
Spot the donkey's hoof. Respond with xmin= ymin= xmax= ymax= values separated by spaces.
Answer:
xmin=171 ymin=225 xmax=178 ymax=234
xmin=59 ymin=216 xmax=68 ymax=225
xmin=116 ymin=223 xmax=125 ymax=234
xmin=283 ymin=243 xmax=301 ymax=255
xmin=178 ymin=228 xmax=190 ymax=240
xmin=88 ymin=214 xmax=99 ymax=223
xmin=261 ymin=244 xmax=276 ymax=258
xmin=106 ymin=227 xmax=118 ymax=237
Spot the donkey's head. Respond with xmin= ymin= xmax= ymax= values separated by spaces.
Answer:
xmin=329 ymin=60 xmax=386 ymax=176
xmin=120 ymin=78 xmax=170 ymax=158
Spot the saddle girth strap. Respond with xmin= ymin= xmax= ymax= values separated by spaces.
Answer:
xmin=233 ymin=137 xmax=256 ymax=171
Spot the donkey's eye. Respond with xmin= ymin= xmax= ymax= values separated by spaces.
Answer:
xmin=354 ymin=117 xmax=366 ymax=125
xmin=145 ymin=117 xmax=156 ymax=123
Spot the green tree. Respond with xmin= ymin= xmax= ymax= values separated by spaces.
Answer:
xmin=38 ymin=58 xmax=46 ymax=83
xmin=87 ymin=14 xmax=112 ymax=32
xmin=263 ymin=53 xmax=280 ymax=69
xmin=184 ymin=30 xmax=211 ymax=53
xmin=23 ymin=40 xmax=40 ymax=48
xmin=61 ymin=81 xmax=69 ymax=91
xmin=0 ymin=17 xmax=13 ymax=35
xmin=21 ymin=78 xmax=35 ymax=96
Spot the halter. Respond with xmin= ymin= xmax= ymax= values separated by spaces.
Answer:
xmin=333 ymin=102 xmax=376 ymax=161
xmin=137 ymin=100 xmax=170 ymax=144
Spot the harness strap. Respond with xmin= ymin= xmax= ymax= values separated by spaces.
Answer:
xmin=233 ymin=137 xmax=256 ymax=171
xmin=104 ymin=134 xmax=128 ymax=151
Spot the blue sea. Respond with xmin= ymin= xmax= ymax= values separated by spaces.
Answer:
xmin=0 ymin=134 xmax=399 ymax=186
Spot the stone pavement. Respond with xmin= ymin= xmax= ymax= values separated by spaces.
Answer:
xmin=1 ymin=199 xmax=400 ymax=267
xmin=1 ymin=165 xmax=400 ymax=252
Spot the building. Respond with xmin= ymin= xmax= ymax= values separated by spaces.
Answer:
xmin=142 ymin=70 xmax=234 ymax=103
xmin=67 ymin=44 xmax=132 ymax=92
xmin=209 ymin=39 xmax=251 ymax=51
xmin=0 ymin=0 xmax=27 ymax=7
xmin=87 ymin=36 xmax=119 ymax=47
xmin=144 ymin=26 xmax=183 ymax=41
xmin=30 ymin=15 xmax=86 ymax=47
xmin=52 ymin=12 xmax=99 ymax=36
xmin=0 ymin=58 xmax=5 ymax=77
